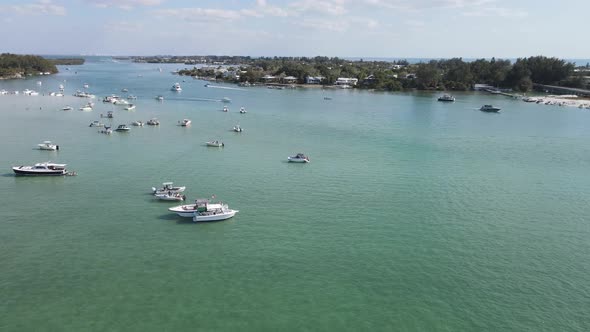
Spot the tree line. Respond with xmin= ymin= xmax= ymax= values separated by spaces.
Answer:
xmin=178 ymin=56 xmax=585 ymax=92
xmin=0 ymin=53 xmax=58 ymax=78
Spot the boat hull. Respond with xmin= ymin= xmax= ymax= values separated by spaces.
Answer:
xmin=168 ymin=205 xmax=198 ymax=218
xmin=288 ymin=157 xmax=309 ymax=163
xmin=12 ymin=167 xmax=66 ymax=176
xmin=155 ymin=194 xmax=185 ymax=201
xmin=193 ymin=210 xmax=238 ymax=222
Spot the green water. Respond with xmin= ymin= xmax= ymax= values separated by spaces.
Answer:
xmin=1 ymin=59 xmax=590 ymax=331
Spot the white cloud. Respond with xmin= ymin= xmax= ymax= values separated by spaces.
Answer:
xmin=1 ymin=0 xmax=66 ymax=16
xmin=298 ymin=18 xmax=348 ymax=32
xmin=152 ymin=8 xmax=243 ymax=22
xmin=289 ymin=0 xmax=348 ymax=16
xmin=462 ymin=7 xmax=528 ymax=18
xmin=364 ymin=0 xmax=494 ymax=10
xmin=85 ymin=0 xmax=162 ymax=9
xmin=105 ymin=21 xmax=144 ymax=32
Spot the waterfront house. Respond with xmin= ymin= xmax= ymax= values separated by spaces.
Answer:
xmin=262 ymin=75 xmax=277 ymax=82
xmin=282 ymin=76 xmax=298 ymax=84
xmin=335 ymin=77 xmax=359 ymax=86
xmin=305 ymin=76 xmax=325 ymax=84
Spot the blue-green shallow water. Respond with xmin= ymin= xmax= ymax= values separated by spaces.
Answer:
xmin=1 ymin=58 xmax=590 ymax=331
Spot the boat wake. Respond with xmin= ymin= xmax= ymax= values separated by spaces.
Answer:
xmin=205 ymin=85 xmax=246 ymax=91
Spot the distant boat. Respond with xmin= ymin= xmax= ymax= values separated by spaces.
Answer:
xmin=438 ymin=94 xmax=455 ymax=102
xmin=233 ymin=125 xmax=243 ymax=132
xmin=206 ymin=141 xmax=224 ymax=147
xmin=288 ymin=153 xmax=310 ymax=163
xmin=89 ymin=120 xmax=104 ymax=127
xmin=221 ymin=97 xmax=231 ymax=103
xmin=62 ymin=106 xmax=73 ymax=111
xmin=156 ymin=95 xmax=164 ymax=101
xmin=115 ymin=124 xmax=131 ymax=132
xmin=37 ymin=141 xmax=59 ymax=151
xmin=124 ymin=104 xmax=136 ymax=111
xmin=179 ymin=119 xmax=191 ymax=126
xmin=239 ymin=107 xmax=247 ymax=114
xmin=171 ymin=83 xmax=182 ymax=92
xmin=147 ymin=118 xmax=160 ymax=126
xmin=480 ymin=105 xmax=501 ymax=112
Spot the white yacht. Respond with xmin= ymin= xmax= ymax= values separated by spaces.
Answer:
xmin=171 ymin=83 xmax=182 ymax=91
xmin=168 ymin=199 xmax=239 ymax=221
xmin=13 ymin=162 xmax=68 ymax=176
xmin=179 ymin=119 xmax=191 ymax=126
xmin=288 ymin=153 xmax=310 ymax=163
xmin=38 ymin=141 xmax=59 ymax=151
xmin=152 ymin=182 xmax=186 ymax=195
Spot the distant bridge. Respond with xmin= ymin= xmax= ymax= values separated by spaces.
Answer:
xmin=533 ymin=83 xmax=590 ymax=97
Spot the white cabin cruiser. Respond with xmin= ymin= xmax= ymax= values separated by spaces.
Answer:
xmin=38 ymin=141 xmax=59 ymax=150
xmin=288 ymin=153 xmax=310 ymax=163
xmin=115 ymin=124 xmax=130 ymax=132
xmin=480 ymin=104 xmax=501 ymax=112
xmin=13 ymin=162 xmax=68 ymax=176
xmin=152 ymin=182 xmax=186 ymax=195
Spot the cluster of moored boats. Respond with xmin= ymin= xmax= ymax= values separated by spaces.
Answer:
xmin=151 ymin=182 xmax=238 ymax=222
xmin=437 ymin=94 xmax=502 ymax=112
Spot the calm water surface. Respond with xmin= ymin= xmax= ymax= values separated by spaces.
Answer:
xmin=1 ymin=58 xmax=590 ymax=331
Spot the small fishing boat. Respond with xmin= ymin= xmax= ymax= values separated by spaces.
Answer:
xmin=79 ymin=105 xmax=93 ymax=111
xmin=147 ymin=118 xmax=160 ymax=126
xmin=171 ymin=83 xmax=182 ymax=91
xmin=156 ymin=95 xmax=164 ymax=101
xmin=115 ymin=124 xmax=130 ymax=132
xmin=154 ymin=192 xmax=186 ymax=201
xmin=179 ymin=119 xmax=191 ymax=126
xmin=206 ymin=141 xmax=224 ymax=147
xmin=239 ymin=107 xmax=247 ymax=114
xmin=223 ymin=106 xmax=229 ymax=112
xmin=480 ymin=104 xmax=501 ymax=112
xmin=288 ymin=153 xmax=310 ymax=163
xmin=37 ymin=141 xmax=59 ymax=151
xmin=62 ymin=106 xmax=73 ymax=111
xmin=99 ymin=126 xmax=113 ymax=134
xmin=89 ymin=120 xmax=105 ymax=127
xmin=438 ymin=94 xmax=455 ymax=102
xmin=152 ymin=182 xmax=186 ymax=195
xmin=233 ymin=125 xmax=243 ymax=132
xmin=131 ymin=120 xmax=143 ymax=127
xmin=124 ymin=104 xmax=136 ymax=111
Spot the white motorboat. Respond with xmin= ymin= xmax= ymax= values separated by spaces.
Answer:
xmin=233 ymin=125 xmax=243 ymax=132
xmin=147 ymin=118 xmax=160 ymax=126
xmin=155 ymin=192 xmax=186 ymax=201
xmin=89 ymin=120 xmax=104 ymax=127
xmin=131 ymin=120 xmax=143 ymax=127
xmin=99 ymin=126 xmax=113 ymax=134
xmin=13 ymin=162 xmax=68 ymax=176
xmin=115 ymin=124 xmax=131 ymax=132
xmin=121 ymin=88 xmax=128 ymax=92
xmin=480 ymin=104 xmax=501 ymax=112
xmin=113 ymin=99 xmax=129 ymax=105
xmin=156 ymin=95 xmax=164 ymax=101
xmin=206 ymin=141 xmax=224 ymax=147
xmin=79 ymin=105 xmax=93 ymax=111
xmin=438 ymin=94 xmax=455 ymax=102
xmin=179 ymin=119 xmax=191 ymax=126
xmin=152 ymin=182 xmax=186 ymax=195
xmin=288 ymin=153 xmax=310 ymax=163
xmin=38 ymin=141 xmax=59 ymax=151
xmin=83 ymin=83 xmax=89 ymax=88
xmin=168 ymin=199 xmax=239 ymax=221
xmin=223 ymin=106 xmax=229 ymax=112
xmin=124 ymin=104 xmax=136 ymax=111
xmin=239 ymin=107 xmax=247 ymax=114
xmin=62 ymin=106 xmax=73 ymax=111
xmin=127 ymin=95 xmax=137 ymax=100
xmin=171 ymin=83 xmax=182 ymax=91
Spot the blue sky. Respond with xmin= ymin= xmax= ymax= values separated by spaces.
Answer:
xmin=1 ymin=0 xmax=588 ymax=58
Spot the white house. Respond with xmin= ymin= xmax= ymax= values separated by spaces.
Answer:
xmin=282 ymin=76 xmax=298 ymax=83
xmin=335 ymin=77 xmax=358 ymax=86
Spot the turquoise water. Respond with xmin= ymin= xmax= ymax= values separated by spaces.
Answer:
xmin=1 ymin=58 xmax=590 ymax=331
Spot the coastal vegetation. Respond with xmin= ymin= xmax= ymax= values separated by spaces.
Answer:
xmin=49 ymin=58 xmax=85 ymax=66
xmin=0 ymin=53 xmax=58 ymax=79
xmin=165 ymin=55 xmax=586 ymax=93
